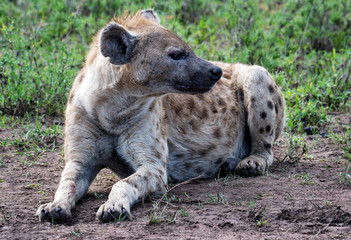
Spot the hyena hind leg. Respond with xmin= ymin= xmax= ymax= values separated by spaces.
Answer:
xmin=235 ymin=66 xmax=285 ymax=177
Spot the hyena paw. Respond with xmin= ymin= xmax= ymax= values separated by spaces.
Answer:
xmin=96 ymin=200 xmax=130 ymax=222
xmin=36 ymin=202 xmax=71 ymax=222
xmin=235 ymin=155 xmax=267 ymax=177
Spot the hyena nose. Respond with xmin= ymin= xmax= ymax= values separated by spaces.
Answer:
xmin=209 ymin=66 xmax=222 ymax=81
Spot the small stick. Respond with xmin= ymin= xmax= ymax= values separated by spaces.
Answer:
xmin=315 ymin=218 xmax=333 ymax=237
xmin=157 ymin=173 xmax=204 ymax=206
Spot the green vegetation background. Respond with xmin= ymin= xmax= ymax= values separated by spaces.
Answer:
xmin=0 ymin=0 xmax=350 ymax=132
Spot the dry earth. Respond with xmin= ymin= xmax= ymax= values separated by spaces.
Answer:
xmin=0 ymin=113 xmax=350 ymax=240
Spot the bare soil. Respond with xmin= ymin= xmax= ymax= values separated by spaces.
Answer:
xmin=1 ymin=113 xmax=350 ymax=240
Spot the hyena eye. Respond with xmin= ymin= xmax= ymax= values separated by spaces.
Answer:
xmin=169 ymin=51 xmax=188 ymax=60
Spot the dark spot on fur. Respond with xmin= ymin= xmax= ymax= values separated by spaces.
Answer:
xmin=223 ymin=72 xmax=231 ymax=79
xmin=185 ymin=162 xmax=192 ymax=169
xmin=231 ymin=106 xmax=238 ymax=115
xmin=215 ymin=157 xmax=224 ymax=165
xmin=229 ymin=82 xmax=235 ymax=91
xmin=275 ymin=104 xmax=279 ymax=114
xmin=208 ymin=144 xmax=216 ymax=151
xmin=132 ymin=181 xmax=138 ymax=190
xmin=198 ymin=149 xmax=209 ymax=157
xmin=196 ymin=94 xmax=205 ymax=101
xmin=267 ymin=100 xmax=273 ymax=110
xmin=213 ymin=127 xmax=222 ymax=138
xmin=167 ymin=140 xmax=174 ymax=147
xmin=216 ymin=80 xmax=223 ymax=86
xmin=148 ymin=100 xmax=157 ymax=112
xmin=68 ymin=92 xmax=74 ymax=104
xmin=179 ymin=127 xmax=187 ymax=135
xmin=189 ymin=120 xmax=197 ymax=131
xmin=217 ymin=97 xmax=226 ymax=107
xmin=151 ymin=147 xmax=161 ymax=159
xmin=195 ymin=167 xmax=204 ymax=174
xmin=148 ymin=158 xmax=158 ymax=165
xmin=258 ymin=75 xmax=265 ymax=82
xmin=221 ymin=106 xmax=227 ymax=113
xmin=211 ymin=104 xmax=218 ymax=114
xmin=95 ymin=94 xmax=109 ymax=107
xmin=278 ymin=97 xmax=282 ymax=106
xmin=187 ymin=99 xmax=195 ymax=111
xmin=173 ymin=105 xmax=182 ymax=115
xmin=266 ymin=125 xmax=271 ymax=133
xmin=157 ymin=168 xmax=164 ymax=177
xmin=176 ymin=153 xmax=184 ymax=158
xmin=251 ymin=96 xmax=256 ymax=102
xmin=237 ymin=87 xmax=244 ymax=102
xmin=77 ymin=72 xmax=85 ymax=83
xmin=268 ymin=85 xmax=275 ymax=93
xmin=259 ymin=128 xmax=264 ymax=134
xmin=260 ymin=111 xmax=267 ymax=119
xmin=199 ymin=108 xmax=209 ymax=120
xmin=125 ymin=178 xmax=138 ymax=190
xmin=225 ymin=140 xmax=234 ymax=148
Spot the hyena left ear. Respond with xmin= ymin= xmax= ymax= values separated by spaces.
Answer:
xmin=140 ymin=9 xmax=161 ymax=24
xmin=100 ymin=23 xmax=138 ymax=65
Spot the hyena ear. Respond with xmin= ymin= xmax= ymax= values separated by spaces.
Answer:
xmin=140 ymin=9 xmax=161 ymax=24
xmin=100 ymin=23 xmax=138 ymax=65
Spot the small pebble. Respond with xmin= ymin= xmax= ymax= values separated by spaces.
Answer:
xmin=320 ymin=132 xmax=328 ymax=138
xmin=304 ymin=126 xmax=319 ymax=135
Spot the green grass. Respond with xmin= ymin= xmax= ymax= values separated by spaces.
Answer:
xmin=1 ymin=0 xmax=350 ymax=131
xmin=331 ymin=126 xmax=351 ymax=183
xmin=0 ymin=115 xmax=62 ymax=149
xmin=0 ymin=0 xmax=350 ymax=130
xmin=206 ymin=192 xmax=228 ymax=205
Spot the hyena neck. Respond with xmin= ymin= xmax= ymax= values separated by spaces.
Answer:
xmin=81 ymin=59 xmax=162 ymax=133
xmin=92 ymin=56 xmax=158 ymax=97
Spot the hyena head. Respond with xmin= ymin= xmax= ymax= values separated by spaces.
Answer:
xmin=99 ymin=9 xmax=222 ymax=94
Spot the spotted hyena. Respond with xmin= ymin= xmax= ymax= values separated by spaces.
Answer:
xmin=36 ymin=9 xmax=285 ymax=222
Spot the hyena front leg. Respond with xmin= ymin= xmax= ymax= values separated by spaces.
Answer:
xmin=97 ymin=129 xmax=168 ymax=222
xmin=36 ymin=116 xmax=106 ymax=221
xmin=235 ymin=66 xmax=285 ymax=176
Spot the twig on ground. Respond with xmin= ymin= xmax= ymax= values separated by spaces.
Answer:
xmin=315 ymin=218 xmax=333 ymax=237
xmin=157 ymin=173 xmax=204 ymax=206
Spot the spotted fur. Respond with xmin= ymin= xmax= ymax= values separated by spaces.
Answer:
xmin=36 ymin=9 xmax=285 ymax=222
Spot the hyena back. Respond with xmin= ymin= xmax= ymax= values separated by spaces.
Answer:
xmin=36 ymin=9 xmax=285 ymax=222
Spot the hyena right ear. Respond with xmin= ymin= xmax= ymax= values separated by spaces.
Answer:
xmin=100 ymin=23 xmax=138 ymax=65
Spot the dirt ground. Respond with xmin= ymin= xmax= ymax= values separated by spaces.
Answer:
xmin=0 ymin=113 xmax=350 ymax=240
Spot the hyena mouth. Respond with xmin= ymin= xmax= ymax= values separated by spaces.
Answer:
xmin=174 ymin=82 xmax=213 ymax=93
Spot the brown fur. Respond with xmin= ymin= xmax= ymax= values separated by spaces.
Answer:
xmin=36 ymin=9 xmax=285 ymax=223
